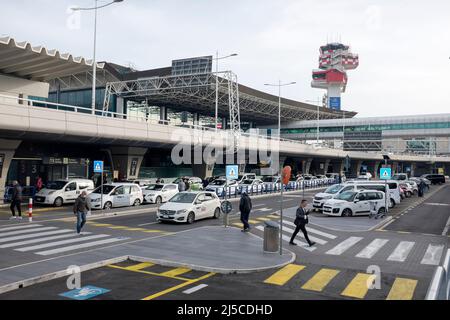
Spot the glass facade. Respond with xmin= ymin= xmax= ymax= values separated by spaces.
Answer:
xmin=47 ymin=88 xmax=117 ymax=113
xmin=281 ymin=122 xmax=450 ymax=134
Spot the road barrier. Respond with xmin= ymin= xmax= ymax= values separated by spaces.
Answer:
xmin=28 ymin=198 xmax=33 ymax=222
xmin=426 ymin=249 xmax=450 ymax=300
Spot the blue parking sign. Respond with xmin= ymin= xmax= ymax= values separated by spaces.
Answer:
xmin=93 ymin=160 xmax=103 ymax=173
xmin=380 ymin=167 xmax=392 ymax=180
xmin=59 ymin=286 xmax=110 ymax=300
xmin=226 ymin=165 xmax=239 ymax=180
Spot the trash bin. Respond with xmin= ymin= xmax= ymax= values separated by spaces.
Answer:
xmin=263 ymin=221 xmax=280 ymax=253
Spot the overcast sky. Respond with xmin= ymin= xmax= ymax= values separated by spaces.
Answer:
xmin=1 ymin=0 xmax=450 ymax=117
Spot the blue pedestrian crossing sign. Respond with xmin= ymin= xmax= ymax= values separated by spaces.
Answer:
xmin=226 ymin=165 xmax=239 ymax=180
xmin=59 ymin=285 xmax=110 ymax=300
xmin=380 ymin=167 xmax=392 ymax=180
xmin=93 ymin=160 xmax=104 ymax=173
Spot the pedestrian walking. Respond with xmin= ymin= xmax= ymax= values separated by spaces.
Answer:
xmin=73 ymin=190 xmax=91 ymax=235
xmin=178 ymin=179 xmax=186 ymax=192
xmin=239 ymin=191 xmax=252 ymax=232
xmin=36 ymin=175 xmax=43 ymax=191
xmin=418 ymin=180 xmax=425 ymax=197
xmin=289 ymin=199 xmax=316 ymax=247
xmin=9 ymin=180 xmax=22 ymax=220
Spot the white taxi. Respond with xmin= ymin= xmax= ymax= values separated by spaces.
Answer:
xmin=142 ymin=183 xmax=179 ymax=204
xmin=89 ymin=183 xmax=144 ymax=210
xmin=322 ymin=190 xmax=386 ymax=217
xmin=157 ymin=191 xmax=221 ymax=224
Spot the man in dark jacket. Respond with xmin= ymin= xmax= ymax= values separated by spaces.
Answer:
xmin=9 ymin=181 xmax=22 ymax=220
xmin=73 ymin=191 xmax=91 ymax=234
xmin=239 ymin=191 xmax=252 ymax=232
xmin=289 ymin=199 xmax=316 ymax=247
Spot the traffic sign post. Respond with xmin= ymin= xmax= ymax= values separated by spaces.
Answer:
xmin=224 ymin=165 xmax=239 ymax=227
xmin=380 ymin=167 xmax=392 ymax=214
xmin=94 ymin=161 xmax=104 ymax=213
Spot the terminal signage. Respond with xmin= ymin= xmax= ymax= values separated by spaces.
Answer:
xmin=329 ymin=97 xmax=341 ymax=110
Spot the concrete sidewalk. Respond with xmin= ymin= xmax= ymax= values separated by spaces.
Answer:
xmin=0 ymin=226 xmax=295 ymax=294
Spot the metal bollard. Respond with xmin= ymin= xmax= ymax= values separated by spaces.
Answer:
xmin=28 ymin=198 xmax=33 ymax=222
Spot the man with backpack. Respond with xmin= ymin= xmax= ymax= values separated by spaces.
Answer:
xmin=239 ymin=191 xmax=252 ymax=232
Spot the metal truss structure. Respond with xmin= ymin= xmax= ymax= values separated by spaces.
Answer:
xmin=48 ymin=69 xmax=116 ymax=91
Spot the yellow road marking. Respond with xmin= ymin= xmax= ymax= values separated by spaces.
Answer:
xmin=142 ymin=230 xmax=164 ymax=233
xmin=386 ymin=278 xmax=417 ymax=300
xmin=256 ymin=217 xmax=271 ymax=221
xmin=264 ymin=264 xmax=305 ymax=286
xmin=125 ymin=262 xmax=155 ymax=271
xmin=89 ymin=223 xmax=113 ymax=227
xmin=341 ymin=273 xmax=374 ymax=299
xmin=267 ymin=215 xmax=279 ymax=219
xmin=107 ymin=264 xmax=192 ymax=281
xmin=108 ymin=226 xmax=129 ymax=229
xmin=124 ymin=227 xmax=148 ymax=231
xmin=248 ymin=219 xmax=259 ymax=224
xmin=301 ymin=268 xmax=340 ymax=292
xmin=160 ymin=267 xmax=191 ymax=277
xmin=232 ymin=223 xmax=243 ymax=227
xmin=142 ymin=272 xmax=215 ymax=300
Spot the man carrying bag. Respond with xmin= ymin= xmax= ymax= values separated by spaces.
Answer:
xmin=289 ymin=199 xmax=315 ymax=247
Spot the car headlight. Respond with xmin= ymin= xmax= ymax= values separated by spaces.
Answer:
xmin=323 ymin=195 xmax=332 ymax=200
xmin=92 ymin=198 xmax=101 ymax=202
xmin=48 ymin=191 xmax=55 ymax=195
xmin=176 ymin=209 xmax=187 ymax=215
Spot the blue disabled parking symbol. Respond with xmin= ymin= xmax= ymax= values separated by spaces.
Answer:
xmin=59 ymin=286 xmax=110 ymax=300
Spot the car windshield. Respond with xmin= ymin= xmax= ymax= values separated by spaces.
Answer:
xmin=92 ymin=185 xmax=115 ymax=194
xmin=46 ymin=181 xmax=67 ymax=190
xmin=169 ymin=193 xmax=197 ymax=203
xmin=325 ymin=184 xmax=343 ymax=194
xmin=336 ymin=191 xmax=357 ymax=201
xmin=145 ymin=184 xmax=164 ymax=191
xmin=211 ymin=180 xmax=226 ymax=186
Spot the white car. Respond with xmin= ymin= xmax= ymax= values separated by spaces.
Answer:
xmin=142 ymin=183 xmax=179 ymax=204
xmin=399 ymin=182 xmax=414 ymax=197
xmin=406 ymin=180 xmax=419 ymax=194
xmin=205 ymin=179 xmax=238 ymax=197
xmin=157 ymin=191 xmax=221 ymax=224
xmin=34 ymin=179 xmax=94 ymax=207
xmin=89 ymin=183 xmax=144 ymax=210
xmin=322 ymin=190 xmax=386 ymax=217
xmin=313 ymin=184 xmax=345 ymax=211
xmin=236 ymin=173 xmax=257 ymax=184
xmin=239 ymin=179 xmax=264 ymax=194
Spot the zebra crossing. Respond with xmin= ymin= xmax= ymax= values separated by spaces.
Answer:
xmin=250 ymin=217 xmax=446 ymax=266
xmin=0 ymin=223 xmax=127 ymax=256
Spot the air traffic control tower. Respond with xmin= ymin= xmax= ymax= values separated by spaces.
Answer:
xmin=311 ymin=43 xmax=359 ymax=110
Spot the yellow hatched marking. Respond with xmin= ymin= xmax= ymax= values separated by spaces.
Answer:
xmin=267 ymin=215 xmax=279 ymax=219
xmin=142 ymin=272 xmax=215 ymax=300
xmin=160 ymin=267 xmax=191 ymax=277
xmin=142 ymin=230 xmax=164 ymax=233
xmin=257 ymin=217 xmax=271 ymax=221
xmin=248 ymin=219 xmax=259 ymax=224
xmin=386 ymin=278 xmax=417 ymax=300
xmin=264 ymin=264 xmax=306 ymax=286
xmin=341 ymin=273 xmax=374 ymax=299
xmin=125 ymin=228 xmax=148 ymax=231
xmin=90 ymin=223 xmax=113 ymax=227
xmin=125 ymin=262 xmax=155 ymax=271
xmin=301 ymin=268 xmax=340 ymax=292
xmin=108 ymin=226 xmax=129 ymax=229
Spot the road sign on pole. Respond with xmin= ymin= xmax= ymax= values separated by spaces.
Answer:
xmin=226 ymin=165 xmax=238 ymax=180
xmin=380 ymin=167 xmax=392 ymax=180
xmin=94 ymin=160 xmax=104 ymax=212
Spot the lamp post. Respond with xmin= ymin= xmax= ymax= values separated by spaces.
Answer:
xmin=264 ymin=81 xmax=296 ymax=255
xmin=214 ymin=52 xmax=238 ymax=131
xmin=72 ymin=0 xmax=124 ymax=115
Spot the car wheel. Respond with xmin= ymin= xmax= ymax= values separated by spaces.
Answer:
xmin=213 ymin=208 xmax=221 ymax=219
xmin=104 ymin=201 xmax=112 ymax=210
xmin=389 ymin=199 xmax=395 ymax=208
xmin=378 ymin=207 xmax=386 ymax=214
xmin=406 ymin=191 xmax=411 ymax=197
xmin=187 ymin=212 xmax=195 ymax=224
xmin=155 ymin=196 xmax=162 ymax=204
xmin=342 ymin=208 xmax=352 ymax=217
xmin=54 ymin=197 xmax=63 ymax=207
xmin=133 ymin=199 xmax=141 ymax=206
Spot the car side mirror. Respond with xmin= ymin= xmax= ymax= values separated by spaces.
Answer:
xmin=354 ymin=199 xmax=359 ymax=203
xmin=65 ymin=188 xmax=70 ymax=191
xmin=195 ymin=200 xmax=202 ymax=205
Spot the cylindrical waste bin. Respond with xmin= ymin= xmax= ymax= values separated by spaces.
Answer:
xmin=263 ymin=221 xmax=280 ymax=253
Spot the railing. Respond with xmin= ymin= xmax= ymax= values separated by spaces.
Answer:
xmin=426 ymin=249 xmax=450 ymax=300
xmin=1 ymin=93 xmax=449 ymax=159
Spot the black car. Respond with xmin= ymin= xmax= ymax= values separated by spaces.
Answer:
xmin=421 ymin=174 xmax=446 ymax=185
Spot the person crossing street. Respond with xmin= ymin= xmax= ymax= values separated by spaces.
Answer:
xmin=289 ymin=199 xmax=316 ymax=247
xmin=73 ymin=191 xmax=91 ymax=235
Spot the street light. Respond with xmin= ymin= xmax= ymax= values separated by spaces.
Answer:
xmin=264 ymin=80 xmax=296 ymax=255
xmin=214 ymin=52 xmax=238 ymax=131
xmin=306 ymin=98 xmax=321 ymax=144
xmin=72 ymin=0 xmax=124 ymax=115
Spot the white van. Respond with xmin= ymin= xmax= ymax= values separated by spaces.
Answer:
xmin=323 ymin=190 xmax=386 ymax=217
xmin=346 ymin=180 xmax=401 ymax=208
xmin=89 ymin=183 xmax=144 ymax=210
xmin=34 ymin=179 xmax=95 ymax=207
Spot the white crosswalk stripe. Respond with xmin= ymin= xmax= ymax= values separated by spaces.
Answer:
xmin=421 ymin=244 xmax=445 ymax=265
xmin=35 ymin=237 xmax=125 ymax=256
xmin=280 ymin=223 xmax=328 ymax=245
xmin=15 ymin=234 xmax=111 ymax=252
xmin=0 ymin=226 xmax=57 ymax=238
xmin=0 ymin=224 xmax=43 ymax=232
xmin=0 ymin=232 xmax=91 ymax=248
xmin=355 ymin=239 xmax=389 ymax=259
xmin=325 ymin=236 xmax=363 ymax=255
xmin=0 ymin=229 xmax=74 ymax=243
xmin=282 ymin=220 xmax=337 ymax=239
xmin=387 ymin=241 xmax=415 ymax=262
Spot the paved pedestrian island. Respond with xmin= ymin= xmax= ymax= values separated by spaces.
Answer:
xmin=0 ymin=226 xmax=294 ymax=294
